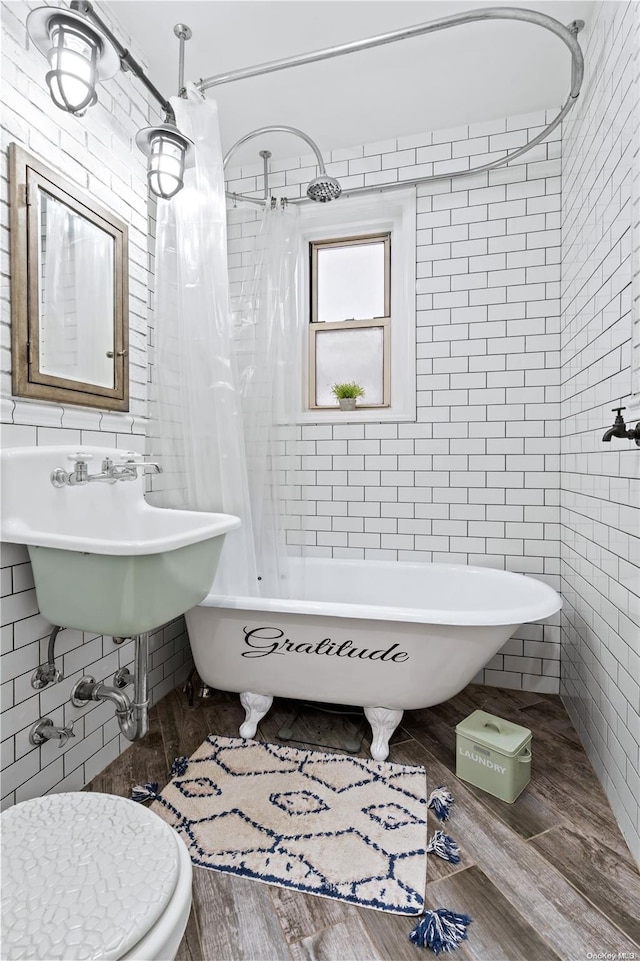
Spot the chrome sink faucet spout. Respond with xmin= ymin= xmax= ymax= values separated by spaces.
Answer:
xmin=51 ymin=452 xmax=163 ymax=488
xmin=91 ymin=456 xmax=163 ymax=483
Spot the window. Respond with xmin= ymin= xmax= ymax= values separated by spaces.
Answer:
xmin=298 ymin=189 xmax=416 ymax=424
xmin=309 ymin=233 xmax=391 ymax=409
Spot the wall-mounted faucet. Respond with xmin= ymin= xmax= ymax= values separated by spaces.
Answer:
xmin=51 ymin=452 xmax=163 ymax=488
xmin=602 ymin=408 xmax=640 ymax=446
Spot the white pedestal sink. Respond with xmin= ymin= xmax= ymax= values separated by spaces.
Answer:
xmin=0 ymin=446 xmax=241 ymax=637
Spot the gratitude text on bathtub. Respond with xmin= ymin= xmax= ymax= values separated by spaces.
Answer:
xmin=241 ymin=626 xmax=410 ymax=662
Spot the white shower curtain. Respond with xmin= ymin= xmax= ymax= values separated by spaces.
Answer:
xmin=232 ymin=200 xmax=305 ymax=598
xmin=150 ymin=88 xmax=304 ymax=599
xmin=150 ymin=85 xmax=257 ymax=596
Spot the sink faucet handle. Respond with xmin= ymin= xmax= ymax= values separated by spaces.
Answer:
xmin=66 ymin=451 xmax=94 ymax=463
xmin=28 ymin=718 xmax=75 ymax=747
xmin=612 ymin=407 xmax=626 ymax=419
xmin=63 ymin=452 xmax=93 ymax=486
xmin=57 ymin=720 xmax=75 ymax=747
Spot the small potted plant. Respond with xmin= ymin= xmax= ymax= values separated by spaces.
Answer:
xmin=331 ymin=382 xmax=365 ymax=411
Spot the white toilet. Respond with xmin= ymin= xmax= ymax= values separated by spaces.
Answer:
xmin=1 ymin=792 xmax=193 ymax=961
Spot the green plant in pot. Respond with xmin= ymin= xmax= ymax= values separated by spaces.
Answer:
xmin=331 ymin=382 xmax=365 ymax=411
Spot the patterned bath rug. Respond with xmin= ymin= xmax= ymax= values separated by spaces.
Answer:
xmin=143 ymin=734 xmax=428 ymax=915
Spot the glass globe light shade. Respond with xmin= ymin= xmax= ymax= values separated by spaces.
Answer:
xmin=45 ymin=16 xmax=100 ymax=115
xmin=136 ymin=123 xmax=194 ymax=201
xmin=147 ymin=131 xmax=188 ymax=200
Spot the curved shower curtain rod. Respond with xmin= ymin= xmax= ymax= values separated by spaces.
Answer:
xmin=206 ymin=6 xmax=585 ymax=207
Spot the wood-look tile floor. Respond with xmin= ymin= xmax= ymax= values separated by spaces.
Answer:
xmin=86 ymin=683 xmax=640 ymax=961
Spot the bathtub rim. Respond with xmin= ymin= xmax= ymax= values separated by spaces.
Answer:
xmin=198 ymin=558 xmax=561 ymax=626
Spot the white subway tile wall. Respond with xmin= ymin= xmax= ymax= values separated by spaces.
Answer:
xmin=0 ymin=0 xmax=193 ymax=809
xmin=560 ymin=0 xmax=640 ymax=864
xmin=227 ymin=107 xmax=563 ymax=695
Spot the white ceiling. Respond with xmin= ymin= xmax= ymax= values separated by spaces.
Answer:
xmin=107 ymin=0 xmax=594 ymax=162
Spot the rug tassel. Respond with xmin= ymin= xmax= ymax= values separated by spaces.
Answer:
xmin=169 ymin=756 xmax=189 ymax=778
xmin=428 ymin=786 xmax=454 ymax=822
xmin=426 ymin=830 xmax=461 ymax=864
xmin=131 ymin=782 xmax=160 ymax=803
xmin=409 ymin=908 xmax=472 ymax=954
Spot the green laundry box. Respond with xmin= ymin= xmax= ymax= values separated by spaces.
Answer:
xmin=455 ymin=710 xmax=532 ymax=803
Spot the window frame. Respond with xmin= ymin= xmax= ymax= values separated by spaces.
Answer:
xmin=309 ymin=232 xmax=391 ymax=410
xmin=297 ymin=189 xmax=416 ymax=425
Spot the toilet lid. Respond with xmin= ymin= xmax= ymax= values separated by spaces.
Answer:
xmin=1 ymin=792 xmax=181 ymax=961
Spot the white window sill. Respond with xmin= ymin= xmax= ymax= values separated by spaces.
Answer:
xmin=295 ymin=406 xmax=416 ymax=425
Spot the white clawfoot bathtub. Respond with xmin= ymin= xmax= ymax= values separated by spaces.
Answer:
xmin=185 ymin=558 xmax=561 ymax=760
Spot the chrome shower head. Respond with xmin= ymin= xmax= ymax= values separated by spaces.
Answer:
xmin=307 ymin=175 xmax=342 ymax=203
xmin=224 ymin=127 xmax=342 ymax=206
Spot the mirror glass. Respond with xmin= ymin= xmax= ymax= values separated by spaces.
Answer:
xmin=38 ymin=189 xmax=115 ymax=388
xmin=10 ymin=143 xmax=129 ymax=411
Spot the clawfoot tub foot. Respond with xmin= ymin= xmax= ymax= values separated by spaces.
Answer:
xmin=364 ymin=707 xmax=404 ymax=761
xmin=239 ymin=692 xmax=274 ymax=738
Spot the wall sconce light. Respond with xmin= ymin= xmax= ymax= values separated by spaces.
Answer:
xmin=26 ymin=6 xmax=119 ymax=115
xmin=27 ymin=2 xmax=194 ymax=200
xmin=135 ymin=122 xmax=194 ymax=201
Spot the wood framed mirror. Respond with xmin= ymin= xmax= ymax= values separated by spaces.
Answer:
xmin=9 ymin=143 xmax=129 ymax=410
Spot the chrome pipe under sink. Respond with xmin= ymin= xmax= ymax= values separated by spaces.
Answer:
xmin=72 ymin=632 xmax=149 ymax=741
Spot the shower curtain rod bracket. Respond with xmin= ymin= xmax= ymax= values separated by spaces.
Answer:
xmin=259 ymin=149 xmax=272 ymax=200
xmin=174 ymin=22 xmax=192 ymax=98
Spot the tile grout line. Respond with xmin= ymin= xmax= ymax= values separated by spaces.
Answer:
xmin=425 ymin=862 xmax=477 ymax=885
xmin=524 ymin=824 xmax=567 ymax=843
